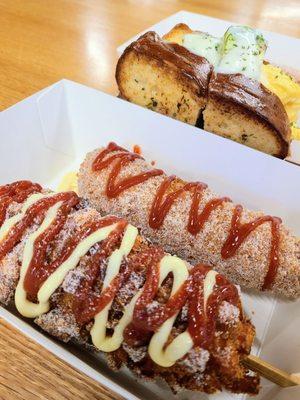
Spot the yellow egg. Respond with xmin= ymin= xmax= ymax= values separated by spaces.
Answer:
xmin=291 ymin=125 xmax=300 ymax=140
xmin=261 ymin=64 xmax=300 ymax=140
xmin=57 ymin=171 xmax=78 ymax=193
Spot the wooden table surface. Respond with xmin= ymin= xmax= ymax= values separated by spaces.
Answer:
xmin=0 ymin=0 xmax=299 ymax=399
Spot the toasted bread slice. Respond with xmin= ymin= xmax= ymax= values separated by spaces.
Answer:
xmin=116 ymin=27 xmax=291 ymax=158
xmin=203 ymin=73 xmax=291 ymax=158
xmin=116 ymin=31 xmax=212 ymax=125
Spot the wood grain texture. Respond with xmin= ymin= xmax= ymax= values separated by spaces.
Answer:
xmin=0 ymin=318 xmax=124 ymax=400
xmin=0 ymin=1 xmax=299 ymax=399
xmin=0 ymin=0 xmax=299 ymax=111
xmin=244 ymin=355 xmax=300 ymax=388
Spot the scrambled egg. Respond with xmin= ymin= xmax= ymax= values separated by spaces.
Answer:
xmin=57 ymin=171 xmax=78 ymax=193
xmin=261 ymin=64 xmax=300 ymax=140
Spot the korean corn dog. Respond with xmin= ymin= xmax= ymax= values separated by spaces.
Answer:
xmin=0 ymin=181 xmax=259 ymax=395
xmin=78 ymin=142 xmax=300 ymax=298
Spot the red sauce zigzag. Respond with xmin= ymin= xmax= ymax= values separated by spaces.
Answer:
xmin=92 ymin=142 xmax=282 ymax=290
xmin=0 ymin=181 xmax=240 ymax=351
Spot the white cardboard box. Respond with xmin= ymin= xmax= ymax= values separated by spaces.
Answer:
xmin=117 ymin=10 xmax=300 ymax=165
xmin=0 ymin=79 xmax=300 ymax=400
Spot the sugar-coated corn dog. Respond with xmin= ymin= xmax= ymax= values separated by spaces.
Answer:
xmin=78 ymin=142 xmax=300 ymax=298
xmin=0 ymin=181 xmax=259 ymax=395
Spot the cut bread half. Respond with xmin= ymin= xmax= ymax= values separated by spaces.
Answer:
xmin=204 ymin=73 xmax=291 ymax=158
xmin=116 ymin=31 xmax=212 ymax=125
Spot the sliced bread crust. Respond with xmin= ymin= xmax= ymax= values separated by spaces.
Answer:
xmin=116 ymin=28 xmax=291 ymax=158
xmin=204 ymin=73 xmax=290 ymax=158
xmin=116 ymin=31 xmax=212 ymax=125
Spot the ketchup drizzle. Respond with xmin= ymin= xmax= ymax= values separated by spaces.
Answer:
xmin=0 ymin=180 xmax=242 ymax=352
xmin=222 ymin=205 xmax=281 ymax=290
xmin=24 ymin=215 xmax=120 ymax=298
xmin=92 ymin=143 xmax=282 ymax=290
xmin=0 ymin=181 xmax=42 ymax=226
xmin=73 ymin=220 xmax=128 ymax=325
xmin=188 ymin=267 xmax=240 ymax=348
xmin=92 ymin=142 xmax=163 ymax=197
xmin=0 ymin=192 xmax=79 ymax=264
xmin=149 ymin=176 xmax=231 ymax=234
xmin=124 ymin=262 xmax=240 ymax=350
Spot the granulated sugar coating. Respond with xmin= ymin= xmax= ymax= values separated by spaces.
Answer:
xmin=0 ymin=182 xmax=259 ymax=395
xmin=218 ymin=301 xmax=240 ymax=325
xmin=0 ymin=203 xmax=43 ymax=305
xmin=79 ymin=146 xmax=300 ymax=298
xmin=179 ymin=347 xmax=210 ymax=373
xmin=122 ymin=342 xmax=147 ymax=362
xmin=35 ymin=306 xmax=82 ymax=343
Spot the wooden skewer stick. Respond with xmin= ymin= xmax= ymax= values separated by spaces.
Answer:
xmin=244 ymin=355 xmax=300 ymax=387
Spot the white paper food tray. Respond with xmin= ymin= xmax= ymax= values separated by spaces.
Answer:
xmin=0 ymin=79 xmax=299 ymax=400
xmin=117 ymin=10 xmax=300 ymax=165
